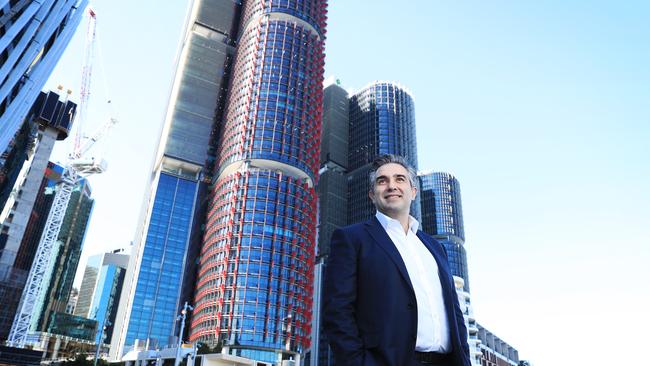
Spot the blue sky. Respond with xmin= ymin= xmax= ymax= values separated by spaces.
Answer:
xmin=47 ymin=1 xmax=649 ymax=365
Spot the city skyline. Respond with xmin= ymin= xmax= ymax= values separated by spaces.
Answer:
xmin=44 ymin=1 xmax=650 ymax=366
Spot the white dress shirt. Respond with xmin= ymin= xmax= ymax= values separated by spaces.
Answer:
xmin=375 ymin=211 xmax=451 ymax=353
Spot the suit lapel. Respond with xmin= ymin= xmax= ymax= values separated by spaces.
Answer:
xmin=364 ymin=217 xmax=415 ymax=292
xmin=417 ymin=231 xmax=454 ymax=306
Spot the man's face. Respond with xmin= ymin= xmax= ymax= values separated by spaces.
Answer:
xmin=369 ymin=163 xmax=417 ymax=219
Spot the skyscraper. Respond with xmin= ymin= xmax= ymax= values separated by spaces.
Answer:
xmin=75 ymin=250 xmax=128 ymax=345
xmin=0 ymin=159 xmax=94 ymax=346
xmin=0 ymin=89 xmax=77 ymax=342
xmin=0 ymin=0 xmax=88 ymax=153
xmin=313 ymin=80 xmax=348 ymax=366
xmin=31 ymin=174 xmax=94 ymax=335
xmin=347 ymin=81 xmax=419 ymax=224
xmin=419 ymin=171 xmax=470 ymax=291
xmin=109 ymin=0 xmax=242 ymax=360
xmin=189 ymin=0 xmax=328 ymax=364
xmin=317 ymin=81 xmax=349 ymax=259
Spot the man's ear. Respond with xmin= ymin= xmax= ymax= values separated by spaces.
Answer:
xmin=368 ymin=189 xmax=375 ymax=203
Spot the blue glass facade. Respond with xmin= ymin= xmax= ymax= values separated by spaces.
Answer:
xmin=347 ymin=82 xmax=419 ymax=224
xmin=419 ymin=172 xmax=464 ymax=241
xmin=0 ymin=0 xmax=87 ymax=152
xmin=348 ymin=82 xmax=417 ymax=171
xmin=192 ymin=171 xmax=316 ymax=355
xmin=93 ymin=264 xmax=118 ymax=343
xmin=217 ymin=19 xmax=324 ymax=180
xmin=77 ymin=252 xmax=127 ymax=345
xmin=123 ymin=173 xmax=197 ymax=348
xmin=419 ymin=172 xmax=469 ymax=291
xmin=110 ymin=1 xmax=243 ymax=361
xmin=191 ymin=0 xmax=327 ymax=362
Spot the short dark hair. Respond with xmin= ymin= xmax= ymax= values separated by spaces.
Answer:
xmin=368 ymin=154 xmax=417 ymax=191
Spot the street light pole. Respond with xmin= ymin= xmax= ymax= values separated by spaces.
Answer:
xmin=93 ymin=318 xmax=111 ymax=366
xmin=174 ymin=301 xmax=193 ymax=366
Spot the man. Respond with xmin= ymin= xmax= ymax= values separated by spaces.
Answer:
xmin=323 ymin=154 xmax=470 ymax=366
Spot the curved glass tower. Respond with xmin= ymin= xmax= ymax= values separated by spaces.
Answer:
xmin=419 ymin=172 xmax=470 ymax=291
xmin=190 ymin=0 xmax=327 ymax=363
xmin=348 ymin=82 xmax=417 ymax=170
xmin=347 ymin=82 xmax=419 ymax=224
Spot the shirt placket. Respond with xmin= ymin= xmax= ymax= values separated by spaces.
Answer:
xmin=408 ymin=231 xmax=441 ymax=347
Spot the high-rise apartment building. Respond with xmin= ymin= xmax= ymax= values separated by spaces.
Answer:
xmin=347 ymin=82 xmax=419 ymax=224
xmin=453 ymin=277 xmax=483 ymax=366
xmin=75 ymin=250 xmax=128 ymax=345
xmin=189 ymin=1 xmax=328 ymax=364
xmin=419 ymin=171 xmax=470 ymax=291
xmin=0 ymin=0 xmax=88 ymax=153
xmin=477 ymin=324 xmax=520 ymax=366
xmin=109 ymin=0 xmax=242 ymax=360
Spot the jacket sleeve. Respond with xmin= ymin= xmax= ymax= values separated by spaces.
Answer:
xmin=322 ymin=228 xmax=365 ymax=365
xmin=437 ymin=236 xmax=471 ymax=366
xmin=451 ymin=285 xmax=472 ymax=366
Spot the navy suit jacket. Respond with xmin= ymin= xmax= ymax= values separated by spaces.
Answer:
xmin=323 ymin=217 xmax=471 ymax=366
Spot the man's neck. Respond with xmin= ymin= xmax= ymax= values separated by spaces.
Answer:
xmin=397 ymin=216 xmax=410 ymax=234
xmin=378 ymin=211 xmax=411 ymax=234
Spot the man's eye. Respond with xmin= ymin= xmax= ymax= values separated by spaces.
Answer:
xmin=396 ymin=177 xmax=405 ymax=182
xmin=377 ymin=179 xmax=386 ymax=184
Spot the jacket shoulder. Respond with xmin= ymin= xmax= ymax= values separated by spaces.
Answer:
xmin=417 ymin=231 xmax=449 ymax=257
xmin=338 ymin=221 xmax=369 ymax=234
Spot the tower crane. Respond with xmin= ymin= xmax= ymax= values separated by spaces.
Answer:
xmin=6 ymin=8 xmax=117 ymax=348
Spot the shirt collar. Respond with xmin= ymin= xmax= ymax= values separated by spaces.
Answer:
xmin=375 ymin=211 xmax=420 ymax=234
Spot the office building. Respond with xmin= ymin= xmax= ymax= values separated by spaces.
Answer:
xmin=419 ymin=171 xmax=470 ymax=291
xmin=310 ymin=80 xmax=348 ymax=366
xmin=0 ymin=89 xmax=76 ymax=342
xmin=317 ymin=80 xmax=349 ymax=259
xmin=312 ymin=80 xmax=420 ymax=365
xmin=0 ymin=119 xmax=37 ymax=212
xmin=347 ymin=81 xmax=419 ymax=224
xmin=75 ymin=250 xmax=128 ymax=345
xmin=189 ymin=0 xmax=328 ymax=364
xmin=0 ymin=0 xmax=88 ymax=153
xmin=27 ymin=166 xmax=94 ymax=336
xmin=0 ymin=158 xmax=93 ymax=348
xmin=109 ymin=0 xmax=242 ymax=360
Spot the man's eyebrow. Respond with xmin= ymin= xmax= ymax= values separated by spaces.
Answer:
xmin=375 ymin=174 xmax=407 ymax=181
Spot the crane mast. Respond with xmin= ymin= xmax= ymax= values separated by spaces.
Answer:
xmin=6 ymin=8 xmax=114 ymax=348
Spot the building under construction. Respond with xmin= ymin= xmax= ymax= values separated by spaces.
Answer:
xmin=0 ymin=90 xmax=77 ymax=343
